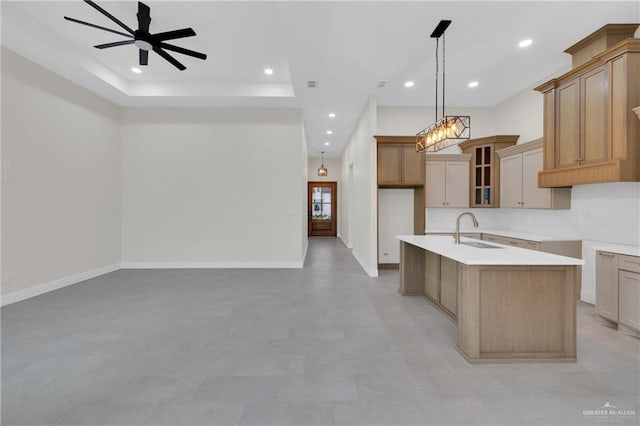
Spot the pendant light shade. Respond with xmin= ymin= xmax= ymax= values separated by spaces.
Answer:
xmin=318 ymin=151 xmax=328 ymax=176
xmin=416 ymin=20 xmax=471 ymax=152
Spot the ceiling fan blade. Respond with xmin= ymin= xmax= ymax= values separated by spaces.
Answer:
xmin=83 ymin=0 xmax=135 ymax=35
xmin=94 ymin=40 xmax=135 ymax=49
xmin=153 ymin=47 xmax=186 ymax=71
xmin=152 ymin=28 xmax=196 ymax=42
xmin=64 ymin=16 xmax=133 ymax=39
xmin=137 ymin=2 xmax=151 ymax=33
xmin=140 ymin=49 xmax=149 ymax=66
xmin=158 ymin=42 xmax=207 ymax=60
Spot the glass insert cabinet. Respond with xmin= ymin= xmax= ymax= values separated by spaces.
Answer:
xmin=459 ymin=135 xmax=519 ymax=208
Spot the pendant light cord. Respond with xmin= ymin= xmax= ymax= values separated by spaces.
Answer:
xmin=442 ymin=33 xmax=446 ymax=119
xmin=434 ymin=37 xmax=439 ymax=123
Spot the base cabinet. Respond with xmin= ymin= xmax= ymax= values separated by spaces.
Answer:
xmin=596 ymin=251 xmax=640 ymax=332
xmin=423 ymin=251 xmax=458 ymax=320
xmin=595 ymin=251 xmax=619 ymax=322
xmin=440 ymin=257 xmax=458 ymax=316
xmin=619 ymin=270 xmax=640 ymax=331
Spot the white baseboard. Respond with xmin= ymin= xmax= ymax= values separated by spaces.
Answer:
xmin=120 ymin=261 xmax=304 ymax=269
xmin=338 ymin=234 xmax=352 ymax=249
xmin=1 ymin=263 xmax=121 ymax=307
xmin=351 ymin=250 xmax=378 ymax=277
xmin=302 ymin=239 xmax=309 ymax=265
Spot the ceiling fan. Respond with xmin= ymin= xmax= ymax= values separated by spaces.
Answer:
xmin=64 ymin=0 xmax=207 ymax=71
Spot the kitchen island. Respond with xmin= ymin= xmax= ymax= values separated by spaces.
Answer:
xmin=398 ymin=235 xmax=584 ymax=363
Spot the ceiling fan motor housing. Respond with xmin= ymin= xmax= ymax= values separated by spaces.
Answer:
xmin=133 ymin=30 xmax=153 ymax=51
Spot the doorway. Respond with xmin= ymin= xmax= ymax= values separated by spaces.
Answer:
xmin=308 ymin=181 xmax=337 ymax=236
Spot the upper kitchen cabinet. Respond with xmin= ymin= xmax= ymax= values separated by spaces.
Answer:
xmin=425 ymin=154 xmax=471 ymax=208
xmin=458 ymin=135 xmax=518 ymax=208
xmin=497 ymin=140 xmax=571 ymax=209
xmin=534 ymin=24 xmax=640 ymax=188
xmin=375 ymin=136 xmax=425 ymax=186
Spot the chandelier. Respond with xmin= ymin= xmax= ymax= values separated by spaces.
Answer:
xmin=416 ymin=20 xmax=470 ymax=152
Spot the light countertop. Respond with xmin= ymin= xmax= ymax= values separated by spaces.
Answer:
xmin=591 ymin=243 xmax=640 ymax=257
xmin=425 ymin=228 xmax=578 ymax=242
xmin=397 ymin=235 xmax=585 ymax=266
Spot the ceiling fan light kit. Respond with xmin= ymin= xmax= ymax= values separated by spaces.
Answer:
xmin=416 ymin=19 xmax=471 ymax=152
xmin=64 ymin=0 xmax=207 ymax=71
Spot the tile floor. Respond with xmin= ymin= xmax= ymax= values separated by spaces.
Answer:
xmin=2 ymin=237 xmax=639 ymax=425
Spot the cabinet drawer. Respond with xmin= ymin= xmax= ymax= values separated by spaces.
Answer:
xmin=619 ymin=255 xmax=640 ymax=273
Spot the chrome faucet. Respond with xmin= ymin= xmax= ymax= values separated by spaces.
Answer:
xmin=455 ymin=212 xmax=479 ymax=244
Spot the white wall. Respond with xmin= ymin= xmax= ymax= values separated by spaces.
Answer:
xmin=301 ymin=127 xmax=309 ymax=261
xmin=308 ymin=156 xmax=342 ymax=183
xmin=378 ymin=189 xmax=414 ymax=263
xmin=340 ymin=97 xmax=378 ymax=276
xmin=1 ymin=48 xmax=121 ymax=302
xmin=380 ymin=85 xmax=640 ymax=304
xmin=120 ymin=107 xmax=307 ymax=267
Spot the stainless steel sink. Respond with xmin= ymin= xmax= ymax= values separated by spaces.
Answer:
xmin=460 ymin=241 xmax=503 ymax=249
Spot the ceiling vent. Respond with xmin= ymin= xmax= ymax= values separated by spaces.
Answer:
xmin=307 ymin=81 xmax=318 ymax=88
xmin=377 ymin=81 xmax=387 ymax=88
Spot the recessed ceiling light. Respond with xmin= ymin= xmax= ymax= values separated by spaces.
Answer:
xmin=404 ymin=81 xmax=415 ymax=88
xmin=518 ymin=39 xmax=533 ymax=48
xmin=324 ymin=142 xmax=331 ymax=146
xmin=326 ymin=130 xmax=333 ymax=135
xmin=131 ymin=67 xmax=142 ymax=74
xmin=328 ymin=113 xmax=336 ymax=118
xmin=468 ymin=81 xmax=479 ymax=88
xmin=264 ymin=68 xmax=274 ymax=75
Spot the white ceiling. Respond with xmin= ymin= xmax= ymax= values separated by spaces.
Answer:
xmin=2 ymin=1 xmax=638 ymax=157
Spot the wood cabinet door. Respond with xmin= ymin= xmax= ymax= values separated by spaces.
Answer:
xmin=556 ymin=79 xmax=581 ymax=168
xmin=425 ymin=161 xmax=446 ymax=207
xmin=618 ymin=270 xmax=640 ymax=331
xmin=445 ymin=161 xmax=470 ymax=208
xmin=542 ymin=90 xmax=556 ymax=170
xmin=582 ymin=66 xmax=608 ymax=164
xmin=377 ymin=145 xmax=401 ymax=184
xmin=499 ymin=153 xmax=523 ymax=208
xmin=401 ymin=144 xmax=424 ymax=185
xmin=424 ymin=251 xmax=440 ymax=302
xmin=522 ymin=148 xmax=551 ymax=209
xmin=596 ymin=251 xmax=619 ymax=322
xmin=440 ymin=257 xmax=458 ymax=316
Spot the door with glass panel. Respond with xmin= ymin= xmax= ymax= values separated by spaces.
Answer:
xmin=308 ymin=182 xmax=337 ymax=236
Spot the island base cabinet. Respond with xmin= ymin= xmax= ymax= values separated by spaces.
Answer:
xmin=399 ymin=241 xmax=425 ymax=295
xmin=440 ymin=257 xmax=458 ymax=316
xmin=457 ymin=264 xmax=577 ymax=363
xmin=424 ymin=251 xmax=440 ymax=302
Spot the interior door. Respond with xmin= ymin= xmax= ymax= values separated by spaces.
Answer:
xmin=308 ymin=182 xmax=337 ymax=236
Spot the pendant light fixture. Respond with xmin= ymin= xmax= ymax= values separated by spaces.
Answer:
xmin=416 ymin=20 xmax=470 ymax=152
xmin=317 ymin=151 xmax=328 ymax=176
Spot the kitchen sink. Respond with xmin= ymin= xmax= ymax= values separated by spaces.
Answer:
xmin=460 ymin=241 xmax=503 ymax=249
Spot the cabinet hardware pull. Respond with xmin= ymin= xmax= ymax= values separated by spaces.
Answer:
xmin=598 ymin=253 xmax=616 ymax=258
